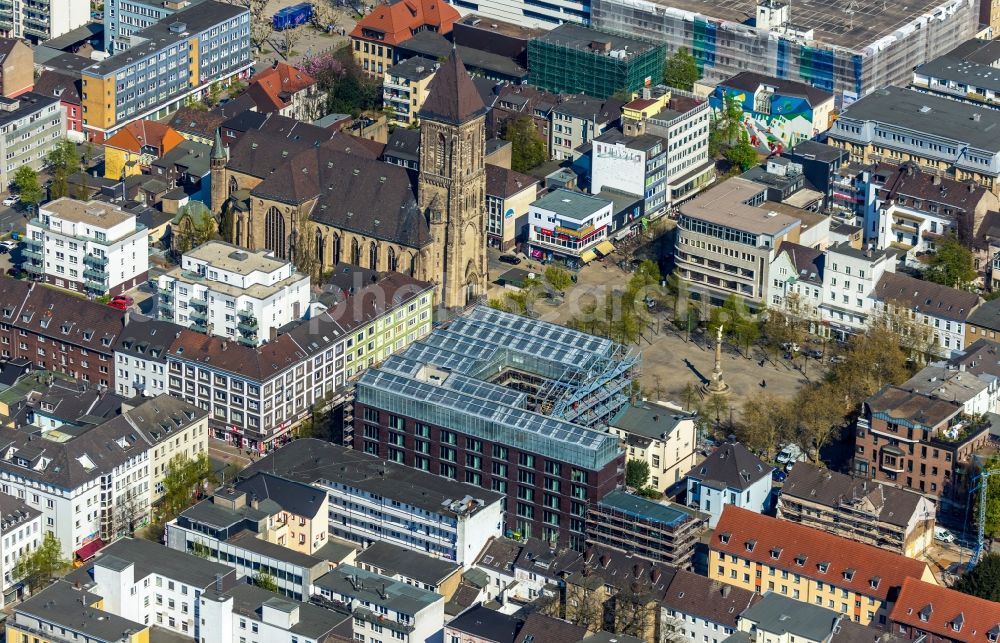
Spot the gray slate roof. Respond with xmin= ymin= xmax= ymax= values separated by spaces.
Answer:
xmin=15 ymin=580 xmax=145 ymax=641
xmin=94 ymin=538 xmax=236 ymax=588
xmin=235 ymin=471 xmax=326 ymax=520
xmin=313 ymin=564 xmax=441 ymax=614
xmin=356 ymin=541 xmax=460 ymax=586
xmin=684 ymin=441 xmax=771 ymax=491
xmin=206 ymin=583 xmax=352 ymax=638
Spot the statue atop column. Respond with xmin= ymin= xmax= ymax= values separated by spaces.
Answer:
xmin=703 ymin=324 xmax=731 ymax=396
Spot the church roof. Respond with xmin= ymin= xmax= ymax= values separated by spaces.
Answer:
xmin=418 ymin=50 xmax=486 ymax=124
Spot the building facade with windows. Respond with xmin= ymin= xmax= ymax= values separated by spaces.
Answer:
xmin=818 ymin=242 xmax=896 ymax=338
xmin=609 ymin=400 xmax=697 ymax=493
xmin=684 ymin=442 xmax=772 ymax=528
xmin=81 ymin=0 xmax=252 ymax=142
xmin=0 ymin=493 xmax=42 ymax=605
xmin=527 ymin=188 xmax=614 ymax=266
xmin=114 ymin=318 xmax=177 ymax=399
xmin=0 ymin=92 xmax=66 ymax=189
xmin=486 ymin=164 xmax=539 ymax=251
xmin=352 ymin=306 xmax=633 ymax=550
xmin=157 ymin=241 xmax=310 ymax=347
xmin=6 ymin=580 xmax=149 ymax=643
xmin=243 ymin=439 xmax=504 ymax=567
xmin=709 ymin=505 xmax=937 ymax=626
xmin=591 ymin=130 xmax=669 ymax=218
xmin=24 ymin=198 xmax=150 ymax=296
xmin=349 ymin=0 xmax=459 ymax=77
xmin=382 ymin=57 xmax=438 ymax=126
xmin=888 ymin=577 xmax=1000 ymax=643
xmin=0 ymin=0 xmax=89 ymax=42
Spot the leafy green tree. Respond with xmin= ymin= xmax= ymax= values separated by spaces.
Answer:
xmin=15 ymin=532 xmax=68 ymax=593
xmin=46 ymin=139 xmax=79 ymax=199
xmin=544 ymin=266 xmax=573 ymax=292
xmin=13 ymin=166 xmax=43 ymax=212
xmin=504 ymin=276 xmax=542 ymax=314
xmin=254 ymin=571 xmax=279 ymax=592
xmin=724 ymin=131 xmax=759 ymax=172
xmin=924 ymin=235 xmax=978 ymax=288
xmin=161 ymin=453 xmax=213 ymax=521
xmin=503 ymin=116 xmax=547 ymax=173
xmin=625 ymin=459 xmax=650 ymax=489
xmin=952 ymin=553 xmax=1000 ymax=601
xmin=663 ymin=47 xmax=699 ymax=91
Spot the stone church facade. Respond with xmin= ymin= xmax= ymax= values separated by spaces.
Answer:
xmin=209 ymin=52 xmax=488 ymax=309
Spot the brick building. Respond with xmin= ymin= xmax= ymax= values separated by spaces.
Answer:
xmin=0 ymin=279 xmax=122 ymax=388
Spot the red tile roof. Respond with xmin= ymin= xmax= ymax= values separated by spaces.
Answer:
xmin=350 ymin=0 xmax=460 ymax=46
xmin=247 ymin=62 xmax=317 ymax=112
xmin=711 ymin=506 xmax=932 ymax=601
xmin=105 ymin=120 xmax=184 ymax=155
xmin=889 ymin=577 xmax=1000 ymax=643
xmin=624 ymin=98 xmax=658 ymax=111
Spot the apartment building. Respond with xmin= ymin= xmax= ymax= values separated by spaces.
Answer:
xmin=854 ymin=384 xmax=991 ymax=509
xmin=84 ymin=537 xmax=238 ymax=639
xmin=0 ymin=0 xmax=88 ymax=41
xmin=0 ymin=92 xmax=66 ymax=188
xmin=709 ymin=506 xmax=936 ymax=626
xmin=735 ymin=592 xmax=891 ymax=643
xmin=473 ymin=536 xmax=582 ymax=607
xmin=818 ymin=242 xmax=896 ymax=338
xmin=767 ymin=242 xmax=824 ymax=319
xmin=585 ymin=490 xmax=706 ymax=568
xmin=243 ymin=439 xmax=505 ymax=566
xmin=382 ymin=57 xmax=437 ymax=126
xmin=527 ymin=188 xmax=614 ymax=266
xmin=0 ymin=38 xmax=33 ymax=97
xmin=114 ymin=318 xmax=177 ymax=398
xmin=349 ymin=0 xmax=459 ymax=77
xmin=871 ymin=272 xmax=980 ymax=357
xmin=0 ymin=493 xmax=42 ymax=605
xmin=549 ymin=94 xmax=623 ymax=161
xmin=6 ymin=580 xmax=148 ymax=643
xmin=352 ymin=306 xmax=634 ymax=550
xmin=82 ymin=0 xmax=252 ymax=142
xmin=25 ymin=198 xmax=150 ymax=296
xmin=103 ymin=120 xmax=185 ymax=180
xmin=0 ymin=279 xmax=123 ymax=387
xmin=312 ymin=565 xmax=445 ymax=643
xmin=828 ymin=87 xmax=1000 ymax=195
xmin=591 ymin=130 xmax=670 ymax=218
xmin=619 ymin=89 xmax=715 ymax=208
xmin=103 ymin=0 xmax=206 ymax=53
xmin=684 ymin=442 xmax=772 ymax=528
xmin=200 ymin=582 xmax=353 ymax=643
xmin=0 ymin=394 xmax=205 ymax=559
xmin=888 ymin=577 xmax=1000 ymax=643
xmin=778 ymin=462 xmax=936 ymax=558
xmin=609 ymin=400 xmax=697 ymax=493
xmin=486 ymin=164 xmax=538 ymax=250
xmin=33 ymin=70 xmax=84 ymax=141
xmin=661 ymin=569 xmax=761 ymax=643
xmin=355 ymin=541 xmax=462 ymax=597
xmin=247 ymin=62 xmax=326 ymax=122
xmin=157 ymin=241 xmax=310 ymax=346
xmin=911 ymin=39 xmax=1000 ymax=108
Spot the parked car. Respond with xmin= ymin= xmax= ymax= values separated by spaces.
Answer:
xmin=2 ymin=196 xmax=17 ymax=207
xmin=108 ymin=300 xmax=129 ymax=311
xmin=771 ymin=469 xmax=787 ymax=482
xmin=803 ymin=348 xmax=823 ymax=359
xmin=934 ymin=527 xmax=956 ymax=544
xmin=499 ymin=255 xmax=521 ymax=265
xmin=776 ymin=443 xmax=806 ymax=465
xmin=780 ymin=342 xmax=800 ymax=352
xmin=1 ymin=240 xmax=17 ymax=251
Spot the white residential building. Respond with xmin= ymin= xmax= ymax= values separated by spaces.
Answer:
xmin=89 ymin=537 xmax=239 ymax=639
xmin=661 ymin=569 xmax=761 ymax=643
xmin=0 ymin=395 xmax=207 ymax=560
xmin=245 ymin=439 xmax=505 ymax=567
xmin=609 ymin=400 xmax=697 ymax=493
xmin=591 ymin=131 xmax=670 ymax=219
xmin=767 ymin=242 xmax=824 ymax=319
xmin=113 ymin=318 xmax=176 ymax=399
xmin=0 ymin=0 xmax=89 ymax=42
xmin=25 ymin=198 xmax=149 ymax=296
xmin=684 ymin=442 xmax=773 ymax=528
xmin=0 ymin=94 xmax=67 ymax=188
xmin=200 ymin=583 xmax=352 ymax=643
xmin=0 ymin=493 xmax=42 ymax=605
xmin=819 ymin=242 xmax=896 ymax=339
xmin=527 ymin=188 xmax=614 ymax=266
xmin=312 ymin=565 xmax=445 ymax=643
xmin=157 ymin=242 xmax=310 ymax=346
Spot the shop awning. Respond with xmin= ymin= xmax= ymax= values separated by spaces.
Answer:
xmin=75 ymin=538 xmax=105 ymax=561
xmin=594 ymin=240 xmax=616 ymax=257
xmin=579 ymin=249 xmax=597 ymax=264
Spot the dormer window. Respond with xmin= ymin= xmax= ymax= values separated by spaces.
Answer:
xmin=870 ymin=577 xmax=880 ymax=590
xmin=951 ymin=614 xmax=964 ymax=632
xmin=843 ymin=569 xmax=855 ymax=581
xmin=719 ymin=532 xmax=731 ymax=544
xmin=745 ymin=540 xmax=756 ymax=552
xmin=817 ymin=562 xmax=829 ymax=573
xmin=987 ymin=625 xmax=999 ymax=642
xmin=919 ymin=605 xmax=932 ymax=622
xmin=770 ymin=547 xmax=782 ymax=560
xmin=794 ymin=555 xmax=806 ymax=566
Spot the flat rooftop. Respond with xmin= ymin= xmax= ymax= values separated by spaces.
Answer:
xmin=637 ymin=0 xmax=963 ymax=51
xmin=458 ymin=14 xmax=548 ymax=38
xmin=42 ymin=198 xmax=134 ymax=229
xmin=914 ymin=54 xmax=1000 ymax=94
xmin=532 ymin=188 xmax=612 ymax=220
xmin=185 ymin=241 xmax=290 ymax=276
xmin=837 ymin=86 xmax=1000 ymax=153
xmin=535 ymin=23 xmax=661 ymax=56
xmin=597 ymin=490 xmax=701 ymax=527
xmin=678 ymin=177 xmax=800 ymax=236
xmin=15 ymin=581 xmax=145 ymax=641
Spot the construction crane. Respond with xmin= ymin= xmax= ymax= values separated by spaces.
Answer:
xmin=966 ymin=468 xmax=1000 ymax=568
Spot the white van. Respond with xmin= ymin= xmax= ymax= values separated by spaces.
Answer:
xmin=776 ymin=443 xmax=806 ymax=465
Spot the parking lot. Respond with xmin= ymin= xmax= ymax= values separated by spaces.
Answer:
xmin=256 ymin=0 xmax=359 ymax=67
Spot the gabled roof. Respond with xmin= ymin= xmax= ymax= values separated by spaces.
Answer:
xmin=247 ymin=62 xmax=316 ymax=113
xmin=720 ymin=71 xmax=834 ymax=109
xmin=7 ymin=280 xmax=125 ymax=355
xmin=514 ymin=613 xmax=586 ymax=643
xmin=32 ymin=70 xmax=82 ymax=105
xmin=168 ymin=106 xmax=228 ymax=140
xmin=775 ymin=241 xmax=824 ymax=285
xmin=889 ymin=577 xmax=1000 ymax=643
xmin=350 ymin=0 xmax=460 ymax=46
xmin=486 ymin=164 xmax=538 ymax=199
xmin=684 ymin=441 xmax=771 ymax=490
xmin=104 ymin=120 xmax=184 ymax=155
xmin=166 ymin=329 xmax=306 ymax=382
xmin=418 ymin=50 xmax=486 ymax=125
xmin=663 ymin=569 xmax=761 ymax=628
xmin=711 ymin=506 xmax=932 ymax=601
xmin=448 ymin=604 xmax=523 ymax=643
xmin=234 ymin=471 xmax=326 ymax=519
xmin=873 ymin=272 xmax=980 ymax=322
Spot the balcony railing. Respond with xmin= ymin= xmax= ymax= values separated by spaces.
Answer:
xmin=83 ymin=267 xmax=107 ymax=281
xmin=21 ymin=247 xmax=42 ymax=261
xmin=85 ymin=279 xmax=107 ymax=292
xmin=238 ymin=318 xmax=258 ymax=332
xmin=238 ymin=335 xmax=257 ymax=347
xmin=189 ymin=297 xmax=208 ymax=309
xmin=191 ymin=321 xmax=208 ymax=333
xmin=189 ymin=309 xmax=207 ymax=322
xmin=23 ymin=262 xmax=43 ymax=274
xmin=84 ymin=254 xmax=108 ymax=267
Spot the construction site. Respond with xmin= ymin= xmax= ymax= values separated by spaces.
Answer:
xmin=591 ymin=0 xmax=978 ymax=104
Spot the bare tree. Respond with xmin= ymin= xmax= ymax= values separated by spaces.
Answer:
xmin=564 ymin=573 xmax=606 ymax=633
xmin=112 ymin=491 xmax=146 ymax=538
xmin=611 ymin=583 xmax=660 ymax=640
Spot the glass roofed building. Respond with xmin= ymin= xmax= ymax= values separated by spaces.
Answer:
xmin=353 ymin=306 xmax=638 ymax=549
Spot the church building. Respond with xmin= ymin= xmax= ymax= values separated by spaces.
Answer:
xmin=210 ymin=51 xmax=488 ymax=309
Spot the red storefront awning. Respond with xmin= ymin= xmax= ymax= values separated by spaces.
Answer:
xmin=75 ymin=538 xmax=105 ymax=561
